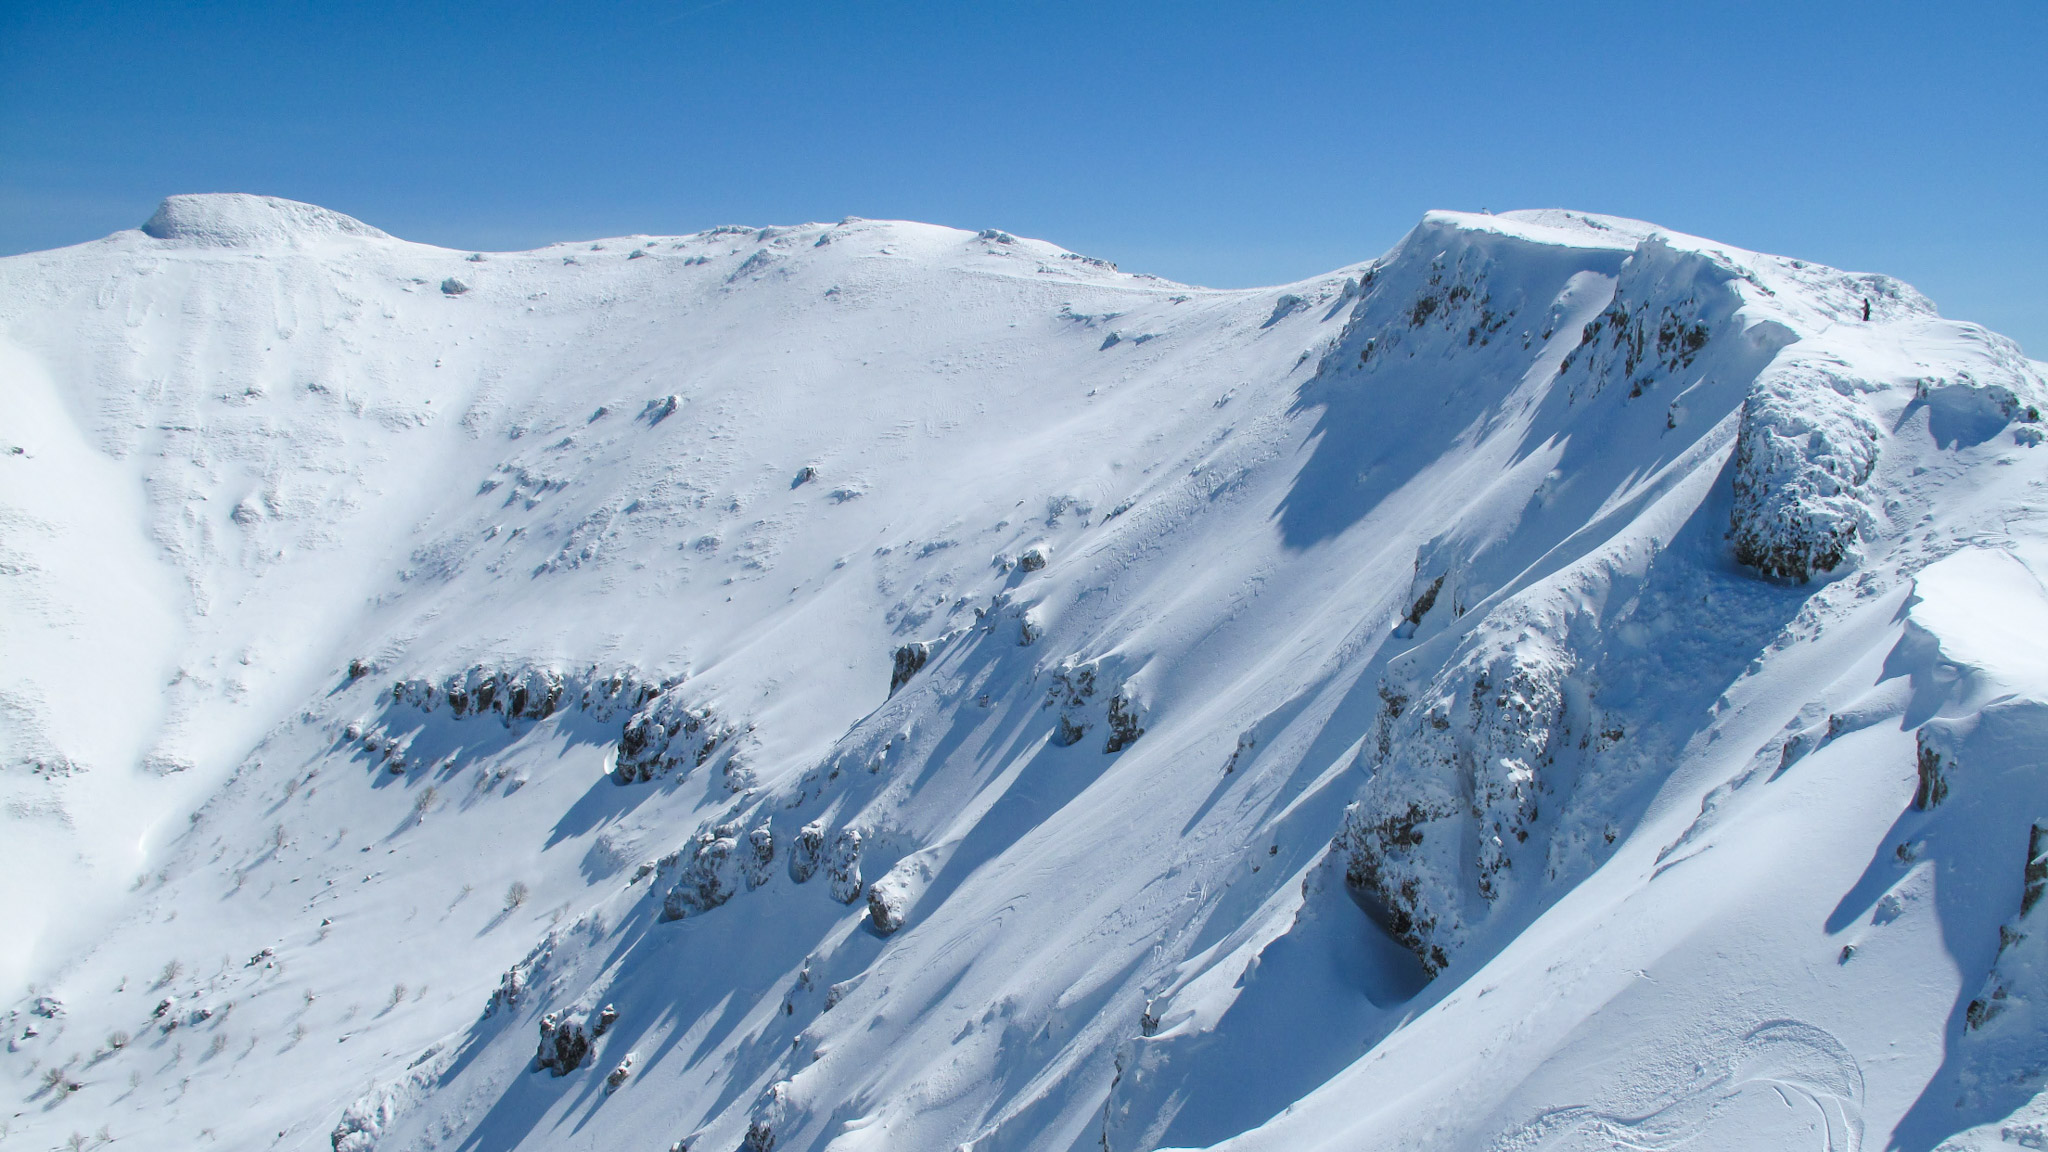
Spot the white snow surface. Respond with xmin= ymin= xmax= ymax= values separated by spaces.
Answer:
xmin=3 ymin=194 xmax=2048 ymax=1152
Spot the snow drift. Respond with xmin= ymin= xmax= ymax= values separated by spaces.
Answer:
xmin=3 ymin=196 xmax=2047 ymax=1152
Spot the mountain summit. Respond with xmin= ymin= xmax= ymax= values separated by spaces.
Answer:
xmin=3 ymin=196 xmax=2046 ymax=1152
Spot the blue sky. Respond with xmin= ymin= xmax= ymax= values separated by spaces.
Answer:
xmin=4 ymin=1 xmax=2042 ymax=351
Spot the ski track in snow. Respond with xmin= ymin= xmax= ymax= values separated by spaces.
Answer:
xmin=2 ymin=195 xmax=2048 ymax=1152
xmin=1491 ymin=1021 xmax=1864 ymax=1152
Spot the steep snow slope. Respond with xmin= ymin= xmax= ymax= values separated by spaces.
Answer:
xmin=2 ymin=195 xmax=2046 ymax=1152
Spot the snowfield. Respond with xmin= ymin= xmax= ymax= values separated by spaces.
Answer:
xmin=3 ymin=193 xmax=2048 ymax=1152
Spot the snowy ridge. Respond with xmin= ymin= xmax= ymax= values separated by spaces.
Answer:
xmin=3 ymin=197 xmax=2048 ymax=1152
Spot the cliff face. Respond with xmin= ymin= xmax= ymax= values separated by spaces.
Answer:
xmin=4 ymin=196 xmax=2048 ymax=1152
xmin=1312 ymin=214 xmax=2039 ymax=987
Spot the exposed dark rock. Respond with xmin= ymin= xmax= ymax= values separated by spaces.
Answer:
xmin=890 ymin=643 xmax=930 ymax=695
xmin=867 ymin=882 xmax=906 ymax=935
xmin=1914 ymin=728 xmax=1950 ymax=810
xmin=1052 ymin=715 xmax=1089 ymax=747
xmin=536 ymin=1011 xmax=590 ymax=1075
xmin=1729 ymin=373 xmax=1880 ymax=582
xmin=1404 ymin=575 xmax=1444 ymax=629
xmin=1103 ymin=693 xmax=1145 ymax=753
xmin=617 ymin=692 xmax=734 ymax=784
xmin=392 ymin=664 xmax=568 ymax=725
xmin=485 ymin=935 xmax=555 ymax=1016
xmin=789 ymin=820 xmax=825 ymax=883
xmin=663 ymin=825 xmax=740 ymax=918
xmin=827 ymin=828 xmax=864 ymax=904
xmin=1046 ymin=662 xmax=1097 ymax=746
xmin=743 ymin=820 xmax=776 ymax=890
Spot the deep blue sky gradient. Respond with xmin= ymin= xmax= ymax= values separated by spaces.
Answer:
xmin=4 ymin=0 xmax=2042 ymax=351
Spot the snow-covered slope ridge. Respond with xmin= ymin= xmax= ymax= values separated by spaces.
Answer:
xmin=3 ymin=196 xmax=2046 ymax=1152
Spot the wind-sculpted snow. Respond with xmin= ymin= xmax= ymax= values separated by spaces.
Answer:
xmin=8 ymin=198 xmax=2048 ymax=1152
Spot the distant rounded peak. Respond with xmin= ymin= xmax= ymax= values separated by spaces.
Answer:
xmin=141 ymin=194 xmax=392 ymax=248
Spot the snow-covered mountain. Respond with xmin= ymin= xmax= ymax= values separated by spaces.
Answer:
xmin=4 ymin=193 xmax=2047 ymax=1152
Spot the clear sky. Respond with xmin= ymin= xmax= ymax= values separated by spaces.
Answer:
xmin=4 ymin=0 xmax=2042 ymax=352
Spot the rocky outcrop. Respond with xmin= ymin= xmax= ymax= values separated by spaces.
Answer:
xmin=1915 ymin=725 xmax=1953 ymax=810
xmin=1335 ymin=634 xmax=1577 ymax=975
xmin=392 ymin=664 xmax=571 ymax=725
xmin=1044 ymin=660 xmax=1147 ymax=752
xmin=1555 ymin=286 xmax=1712 ymax=400
xmin=866 ymin=854 xmax=933 ymax=936
xmin=536 ymin=1011 xmax=591 ymax=1074
xmin=660 ymin=816 xmax=778 ymax=917
xmin=483 ymin=932 xmax=557 ymax=1017
xmin=789 ymin=819 xmax=826 ymax=883
xmin=383 ymin=664 xmax=744 ymax=787
xmin=1046 ymin=662 xmax=1098 ymax=746
xmin=827 ymin=829 xmax=864 ymax=904
xmin=1730 ymin=367 xmax=1882 ymax=582
xmin=1967 ymin=819 xmax=2048 ymax=1033
xmin=389 ymin=664 xmax=675 ymax=728
xmin=743 ymin=820 xmax=776 ymax=890
xmin=663 ymin=825 xmax=742 ymax=919
xmin=890 ymin=643 xmax=930 ymax=695
xmin=867 ymin=880 xmax=908 ymax=935
xmin=581 ymin=670 xmax=669 ymax=722
xmin=616 ymin=691 xmax=738 ymax=784
xmin=1104 ymin=692 xmax=1146 ymax=753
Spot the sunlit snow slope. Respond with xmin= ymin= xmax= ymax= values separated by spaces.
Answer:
xmin=4 ymin=194 xmax=2047 ymax=1152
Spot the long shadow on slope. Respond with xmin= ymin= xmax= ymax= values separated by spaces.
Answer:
xmin=1274 ymin=367 xmax=1494 ymax=550
xmin=1134 ymin=441 xmax=1817 ymax=1151
xmin=360 ymin=696 xmax=622 ymax=791
xmin=941 ymin=949 xmax=1153 ymax=1152
xmin=889 ymin=629 xmax=1140 ymax=926
xmin=352 ymin=689 xmax=664 ymax=854
xmin=1136 ymin=892 xmax=1427 ymax=1151
xmin=1272 ymin=235 xmax=1640 ymax=551
xmin=1829 ymin=697 xmax=2048 ymax=1151
xmin=444 ymin=881 xmax=871 ymax=1152
xmin=432 ymin=626 xmax=1130 ymax=1152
